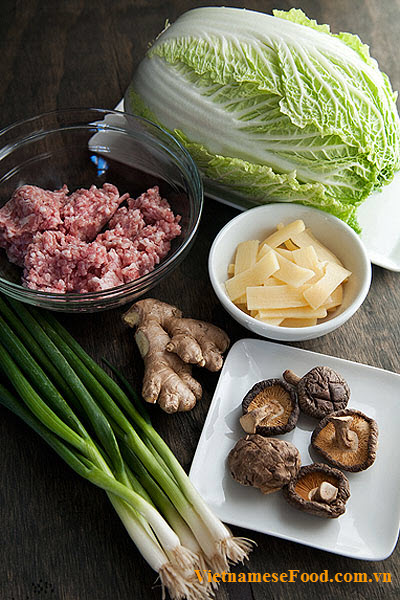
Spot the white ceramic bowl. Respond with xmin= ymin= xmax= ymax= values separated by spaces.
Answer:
xmin=208 ymin=204 xmax=371 ymax=341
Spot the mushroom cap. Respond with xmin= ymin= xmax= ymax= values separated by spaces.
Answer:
xmin=227 ymin=435 xmax=301 ymax=494
xmin=283 ymin=463 xmax=350 ymax=518
xmin=296 ymin=366 xmax=350 ymax=419
xmin=311 ymin=408 xmax=378 ymax=472
xmin=242 ymin=378 xmax=299 ymax=435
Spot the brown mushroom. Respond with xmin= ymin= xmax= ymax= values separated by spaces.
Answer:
xmin=283 ymin=366 xmax=350 ymax=419
xmin=227 ymin=435 xmax=301 ymax=494
xmin=241 ymin=379 xmax=299 ymax=435
xmin=311 ymin=408 xmax=378 ymax=472
xmin=283 ymin=463 xmax=350 ymax=518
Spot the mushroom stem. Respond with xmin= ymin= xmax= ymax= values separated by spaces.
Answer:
xmin=330 ymin=416 xmax=358 ymax=450
xmin=282 ymin=370 xmax=301 ymax=386
xmin=309 ymin=482 xmax=338 ymax=504
xmin=240 ymin=405 xmax=275 ymax=434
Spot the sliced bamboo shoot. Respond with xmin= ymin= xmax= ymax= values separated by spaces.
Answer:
xmin=225 ymin=219 xmax=350 ymax=328
xmin=246 ymin=285 xmax=309 ymax=310
xmin=323 ymin=284 xmax=343 ymax=310
xmin=275 ymin=247 xmax=294 ymax=261
xmin=263 ymin=277 xmax=286 ymax=286
xmin=237 ymin=303 xmax=251 ymax=314
xmin=291 ymin=229 xmax=343 ymax=266
xmin=261 ymin=220 xmax=305 ymax=248
xmin=273 ymin=251 xmax=315 ymax=287
xmin=227 ymin=263 xmax=235 ymax=276
xmin=257 ymin=243 xmax=271 ymax=261
xmin=253 ymin=314 xmax=284 ymax=326
xmin=284 ymin=238 xmax=299 ymax=251
xmin=234 ymin=240 xmax=259 ymax=275
xmin=225 ymin=251 xmax=279 ymax=302
xmin=292 ymin=245 xmax=325 ymax=283
xmin=281 ymin=317 xmax=318 ymax=327
xmin=236 ymin=293 xmax=247 ymax=304
xmin=254 ymin=306 xmax=328 ymax=319
xmin=303 ymin=264 xmax=351 ymax=309
xmin=292 ymin=245 xmax=321 ymax=271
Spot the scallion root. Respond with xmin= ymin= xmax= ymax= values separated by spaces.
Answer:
xmin=158 ymin=563 xmax=213 ymax=600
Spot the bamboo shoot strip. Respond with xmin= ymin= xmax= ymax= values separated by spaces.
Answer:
xmin=253 ymin=307 xmax=328 ymax=319
xmin=246 ymin=285 xmax=309 ymax=310
xmin=234 ymin=240 xmax=259 ymax=274
xmin=225 ymin=251 xmax=279 ymax=301
xmin=272 ymin=251 xmax=314 ymax=287
xmin=261 ymin=219 xmax=305 ymax=247
xmin=303 ymin=263 xmax=351 ymax=309
xmin=290 ymin=229 xmax=343 ymax=266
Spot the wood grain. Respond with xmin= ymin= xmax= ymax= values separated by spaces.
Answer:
xmin=1 ymin=1 xmax=400 ymax=599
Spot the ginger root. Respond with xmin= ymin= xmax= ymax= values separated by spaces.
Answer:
xmin=122 ymin=298 xmax=230 ymax=413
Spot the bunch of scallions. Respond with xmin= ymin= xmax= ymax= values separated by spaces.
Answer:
xmin=0 ymin=295 xmax=253 ymax=600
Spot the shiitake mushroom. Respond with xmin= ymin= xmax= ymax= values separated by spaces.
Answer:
xmin=240 ymin=378 xmax=299 ymax=435
xmin=283 ymin=463 xmax=350 ymax=518
xmin=283 ymin=366 xmax=350 ymax=419
xmin=230 ymin=369 xmax=378 ymax=519
xmin=311 ymin=408 xmax=378 ymax=472
xmin=228 ymin=435 xmax=301 ymax=495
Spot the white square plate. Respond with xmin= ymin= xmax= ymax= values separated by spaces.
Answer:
xmin=189 ymin=339 xmax=400 ymax=560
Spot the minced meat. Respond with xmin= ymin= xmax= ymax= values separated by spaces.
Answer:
xmin=128 ymin=186 xmax=178 ymax=224
xmin=0 ymin=184 xmax=69 ymax=266
xmin=61 ymin=183 xmax=127 ymax=241
xmin=23 ymin=230 xmax=108 ymax=293
xmin=105 ymin=205 xmax=145 ymax=239
xmin=0 ymin=183 xmax=182 ymax=294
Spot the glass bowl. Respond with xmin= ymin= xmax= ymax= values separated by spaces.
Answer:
xmin=0 ymin=109 xmax=203 ymax=312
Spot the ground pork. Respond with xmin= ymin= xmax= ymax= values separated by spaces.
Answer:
xmin=0 ymin=184 xmax=68 ymax=266
xmin=90 ymin=190 xmax=181 ymax=288
xmin=61 ymin=183 xmax=127 ymax=241
xmin=93 ymin=218 xmax=181 ymax=287
xmin=128 ymin=186 xmax=177 ymax=224
xmin=87 ymin=249 xmax=125 ymax=292
xmin=3 ymin=183 xmax=182 ymax=294
xmin=23 ymin=230 xmax=108 ymax=293
xmin=102 ymin=206 xmax=145 ymax=240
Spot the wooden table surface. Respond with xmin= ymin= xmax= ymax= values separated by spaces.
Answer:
xmin=1 ymin=1 xmax=400 ymax=599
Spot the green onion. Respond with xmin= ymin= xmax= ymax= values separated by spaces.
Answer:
xmin=0 ymin=302 xmax=211 ymax=599
xmin=33 ymin=304 xmax=254 ymax=571
xmin=121 ymin=440 xmax=203 ymax=557
xmin=1 ymin=296 xmax=254 ymax=596
xmin=0 ymin=381 xmax=201 ymax=599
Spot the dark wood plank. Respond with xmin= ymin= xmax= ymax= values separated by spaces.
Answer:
xmin=1 ymin=1 xmax=400 ymax=599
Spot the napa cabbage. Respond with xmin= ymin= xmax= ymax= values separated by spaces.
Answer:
xmin=125 ymin=7 xmax=400 ymax=231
